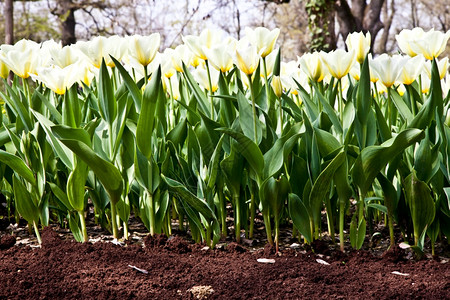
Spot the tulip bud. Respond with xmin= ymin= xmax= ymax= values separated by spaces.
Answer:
xmin=271 ymin=75 xmax=283 ymax=98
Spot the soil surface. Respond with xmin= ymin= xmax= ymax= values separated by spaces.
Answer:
xmin=1 ymin=226 xmax=449 ymax=300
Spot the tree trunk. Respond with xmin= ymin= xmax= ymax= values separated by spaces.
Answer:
xmin=59 ymin=0 xmax=77 ymax=46
xmin=5 ymin=0 xmax=14 ymax=45
xmin=336 ymin=0 xmax=385 ymax=48
xmin=378 ymin=0 xmax=395 ymax=53
xmin=307 ymin=0 xmax=337 ymax=51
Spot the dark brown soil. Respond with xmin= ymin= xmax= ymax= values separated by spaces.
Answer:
xmin=1 ymin=227 xmax=449 ymax=300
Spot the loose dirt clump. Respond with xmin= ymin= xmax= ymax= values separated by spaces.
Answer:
xmin=0 ymin=234 xmax=15 ymax=250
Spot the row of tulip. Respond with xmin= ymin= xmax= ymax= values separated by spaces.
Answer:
xmin=0 ymin=26 xmax=449 ymax=255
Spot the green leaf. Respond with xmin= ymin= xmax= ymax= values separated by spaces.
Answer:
xmin=67 ymin=161 xmax=88 ymax=212
xmin=409 ymin=60 xmax=443 ymax=129
xmin=390 ymin=89 xmax=413 ymax=121
xmin=366 ymin=203 xmax=387 ymax=214
xmin=404 ymin=171 xmax=435 ymax=246
xmin=0 ymin=80 xmax=33 ymax=131
xmin=13 ymin=175 xmax=39 ymax=224
xmin=110 ymin=56 xmax=142 ymax=111
xmin=309 ymin=150 xmax=345 ymax=227
xmin=355 ymin=55 xmax=371 ymax=124
xmin=288 ymin=193 xmax=312 ymax=243
xmin=32 ymin=110 xmax=74 ymax=170
xmin=182 ymin=63 xmax=210 ymax=115
xmin=48 ymin=182 xmax=72 ymax=211
xmin=52 ymin=125 xmax=123 ymax=204
xmin=207 ymin=135 xmax=224 ymax=189
xmin=352 ymin=128 xmax=425 ymax=196
xmin=218 ymin=128 xmax=264 ymax=180
xmin=0 ymin=150 xmax=36 ymax=187
xmin=263 ymin=130 xmax=302 ymax=179
xmin=136 ymin=66 xmax=161 ymax=159
xmin=98 ymin=59 xmax=117 ymax=126
xmin=163 ymin=174 xmax=215 ymax=222
xmin=237 ymin=91 xmax=262 ymax=143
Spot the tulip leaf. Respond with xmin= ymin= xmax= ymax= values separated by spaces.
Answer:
xmin=390 ymin=89 xmax=413 ymax=122
xmin=52 ymin=125 xmax=123 ymax=204
xmin=0 ymin=150 xmax=36 ymax=188
xmin=237 ymin=91 xmax=262 ymax=143
xmin=263 ymin=131 xmax=302 ymax=179
xmin=355 ymin=55 xmax=371 ymax=124
xmin=13 ymin=175 xmax=39 ymax=224
xmin=182 ymin=63 xmax=210 ymax=115
xmin=0 ymin=81 xmax=33 ymax=131
xmin=110 ymin=56 xmax=142 ymax=111
xmin=136 ymin=65 xmax=162 ymax=159
xmin=98 ymin=59 xmax=117 ymax=127
xmin=288 ymin=193 xmax=312 ymax=243
xmin=67 ymin=160 xmax=88 ymax=213
xmin=409 ymin=59 xmax=443 ymax=129
xmin=32 ymin=110 xmax=74 ymax=170
xmin=352 ymin=128 xmax=425 ymax=196
xmin=404 ymin=171 xmax=435 ymax=245
xmin=217 ymin=128 xmax=264 ymax=180
xmin=309 ymin=150 xmax=345 ymax=227
xmin=162 ymin=174 xmax=215 ymax=222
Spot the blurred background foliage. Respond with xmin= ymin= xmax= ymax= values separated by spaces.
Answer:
xmin=0 ymin=0 xmax=448 ymax=59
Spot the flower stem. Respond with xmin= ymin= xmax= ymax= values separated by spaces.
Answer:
xmin=247 ymin=74 xmax=258 ymax=144
xmin=205 ymin=60 xmax=215 ymax=119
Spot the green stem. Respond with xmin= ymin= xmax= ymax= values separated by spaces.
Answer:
xmin=110 ymin=199 xmax=119 ymax=239
xmin=234 ymin=193 xmax=241 ymax=243
xmin=388 ymin=210 xmax=395 ymax=250
xmin=274 ymin=217 xmax=280 ymax=253
xmin=338 ymin=79 xmax=343 ymax=124
xmin=247 ymin=74 xmax=258 ymax=144
xmin=325 ymin=197 xmax=335 ymax=244
xmin=167 ymin=76 xmax=175 ymax=129
xmin=339 ymin=199 xmax=345 ymax=252
xmin=78 ymin=211 xmax=88 ymax=242
xmin=249 ymin=185 xmax=256 ymax=239
xmin=144 ymin=65 xmax=148 ymax=85
xmin=206 ymin=225 xmax=212 ymax=248
xmin=219 ymin=190 xmax=227 ymax=238
xmin=263 ymin=210 xmax=274 ymax=246
xmin=147 ymin=191 xmax=156 ymax=235
xmin=205 ymin=60 xmax=215 ymax=119
xmin=262 ymin=57 xmax=271 ymax=107
xmin=33 ymin=220 xmax=42 ymax=245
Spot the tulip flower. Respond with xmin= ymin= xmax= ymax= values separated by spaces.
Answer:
xmin=370 ymin=54 xmax=408 ymax=88
xmin=271 ymin=75 xmax=283 ymax=98
xmin=395 ymin=27 xmax=426 ymax=57
xmin=420 ymin=71 xmax=431 ymax=93
xmin=298 ymin=52 xmax=326 ymax=82
xmin=234 ymin=41 xmax=259 ymax=76
xmin=204 ymin=44 xmax=233 ymax=73
xmin=193 ymin=65 xmax=219 ymax=93
xmin=244 ymin=27 xmax=280 ymax=58
xmin=423 ymin=57 xmax=448 ymax=80
xmin=171 ymin=44 xmax=194 ymax=73
xmin=345 ymin=31 xmax=371 ymax=64
xmin=0 ymin=39 xmax=41 ymax=78
xmin=182 ymin=28 xmax=223 ymax=61
xmin=76 ymin=35 xmax=127 ymax=68
xmin=128 ymin=33 xmax=160 ymax=67
xmin=409 ymin=29 xmax=450 ymax=60
xmin=0 ymin=56 xmax=10 ymax=79
xmin=33 ymin=64 xmax=82 ymax=95
xmin=319 ymin=49 xmax=355 ymax=80
xmin=398 ymin=54 xmax=425 ymax=85
xmin=49 ymin=45 xmax=83 ymax=68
